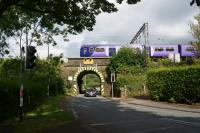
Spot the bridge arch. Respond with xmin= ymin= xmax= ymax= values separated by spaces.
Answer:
xmin=73 ymin=67 xmax=105 ymax=95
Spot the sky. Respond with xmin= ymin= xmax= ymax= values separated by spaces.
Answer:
xmin=9 ymin=0 xmax=199 ymax=58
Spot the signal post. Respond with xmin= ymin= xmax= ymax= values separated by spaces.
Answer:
xmin=19 ymin=46 xmax=37 ymax=121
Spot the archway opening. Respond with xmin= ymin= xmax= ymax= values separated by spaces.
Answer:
xmin=77 ymin=70 xmax=101 ymax=94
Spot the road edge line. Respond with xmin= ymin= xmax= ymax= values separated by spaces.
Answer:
xmin=71 ymin=98 xmax=78 ymax=118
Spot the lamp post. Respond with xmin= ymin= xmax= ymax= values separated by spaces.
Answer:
xmin=111 ymin=72 xmax=115 ymax=98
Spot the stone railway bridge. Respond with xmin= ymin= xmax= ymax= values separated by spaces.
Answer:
xmin=61 ymin=58 xmax=112 ymax=96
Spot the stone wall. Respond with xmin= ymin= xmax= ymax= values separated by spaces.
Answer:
xmin=60 ymin=57 xmax=112 ymax=96
xmin=65 ymin=58 xmax=110 ymax=67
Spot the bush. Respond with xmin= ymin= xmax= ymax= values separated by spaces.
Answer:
xmin=194 ymin=58 xmax=200 ymax=65
xmin=116 ymin=66 xmax=145 ymax=86
xmin=108 ymin=48 xmax=147 ymax=72
xmin=147 ymin=65 xmax=200 ymax=104
xmin=0 ymin=58 xmax=65 ymax=121
xmin=107 ymin=48 xmax=147 ymax=97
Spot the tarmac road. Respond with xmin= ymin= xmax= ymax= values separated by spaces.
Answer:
xmin=71 ymin=94 xmax=200 ymax=133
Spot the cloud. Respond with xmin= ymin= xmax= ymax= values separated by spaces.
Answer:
xmin=81 ymin=0 xmax=198 ymax=45
xmin=147 ymin=0 xmax=197 ymax=25
xmin=9 ymin=0 xmax=199 ymax=58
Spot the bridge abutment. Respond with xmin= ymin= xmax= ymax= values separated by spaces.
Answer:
xmin=61 ymin=58 xmax=112 ymax=96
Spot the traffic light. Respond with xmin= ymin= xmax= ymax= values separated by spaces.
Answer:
xmin=26 ymin=46 xmax=37 ymax=69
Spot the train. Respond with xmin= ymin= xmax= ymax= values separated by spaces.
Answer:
xmin=80 ymin=44 xmax=197 ymax=58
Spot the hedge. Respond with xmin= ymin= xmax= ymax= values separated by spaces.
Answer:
xmin=147 ymin=65 xmax=200 ymax=104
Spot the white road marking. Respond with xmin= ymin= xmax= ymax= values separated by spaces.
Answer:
xmin=71 ymin=99 xmax=78 ymax=118
xmin=132 ymin=126 xmax=174 ymax=133
xmin=89 ymin=118 xmax=160 ymax=126
xmin=161 ymin=118 xmax=200 ymax=127
xmin=90 ymin=122 xmax=113 ymax=126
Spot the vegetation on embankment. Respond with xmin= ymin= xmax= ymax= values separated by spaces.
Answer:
xmin=107 ymin=48 xmax=200 ymax=104
xmin=13 ymin=95 xmax=75 ymax=133
xmin=107 ymin=48 xmax=147 ymax=97
xmin=0 ymin=56 xmax=65 ymax=122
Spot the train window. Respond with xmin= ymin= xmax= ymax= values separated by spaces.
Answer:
xmin=83 ymin=48 xmax=87 ymax=54
xmin=96 ymin=48 xmax=105 ymax=52
xmin=166 ymin=47 xmax=174 ymax=51
xmin=89 ymin=48 xmax=94 ymax=53
xmin=155 ymin=47 xmax=164 ymax=51
xmin=109 ymin=48 xmax=116 ymax=51
xmin=109 ymin=48 xmax=116 ymax=55
xmin=186 ymin=47 xmax=194 ymax=52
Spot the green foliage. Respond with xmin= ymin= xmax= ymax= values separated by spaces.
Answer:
xmin=194 ymin=57 xmax=200 ymax=64
xmin=157 ymin=58 xmax=175 ymax=66
xmin=82 ymin=74 xmax=100 ymax=90
xmin=190 ymin=11 xmax=200 ymax=56
xmin=116 ymin=65 xmax=146 ymax=88
xmin=107 ymin=48 xmax=147 ymax=97
xmin=108 ymin=48 xmax=146 ymax=72
xmin=190 ymin=0 xmax=200 ymax=6
xmin=147 ymin=65 xmax=200 ymax=104
xmin=0 ymin=0 xmax=141 ymax=55
xmin=146 ymin=58 xmax=195 ymax=69
xmin=14 ymin=95 xmax=75 ymax=133
xmin=0 ymin=58 xmax=65 ymax=121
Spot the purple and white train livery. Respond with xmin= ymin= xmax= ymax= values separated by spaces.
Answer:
xmin=80 ymin=44 xmax=196 ymax=58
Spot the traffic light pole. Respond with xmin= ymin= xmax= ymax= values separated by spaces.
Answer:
xmin=19 ymin=27 xmax=38 ymax=121
xmin=47 ymin=44 xmax=50 ymax=96
xmin=111 ymin=72 xmax=115 ymax=98
xmin=112 ymin=82 xmax=114 ymax=98
xmin=19 ymin=28 xmax=28 ymax=121
xmin=19 ymin=47 xmax=25 ymax=122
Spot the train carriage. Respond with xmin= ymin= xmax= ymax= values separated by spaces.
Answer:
xmin=80 ymin=44 xmax=197 ymax=59
xmin=80 ymin=44 xmax=144 ymax=58
xmin=149 ymin=45 xmax=178 ymax=57
xmin=178 ymin=44 xmax=196 ymax=57
xmin=80 ymin=44 xmax=121 ymax=57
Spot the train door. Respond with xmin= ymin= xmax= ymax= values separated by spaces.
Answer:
xmin=109 ymin=48 xmax=116 ymax=56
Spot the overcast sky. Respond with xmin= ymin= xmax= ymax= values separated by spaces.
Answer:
xmin=9 ymin=0 xmax=199 ymax=58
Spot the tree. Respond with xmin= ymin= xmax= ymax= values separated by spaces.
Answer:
xmin=0 ymin=10 xmax=59 ymax=58
xmin=0 ymin=0 xmax=141 ymax=55
xmin=107 ymin=48 xmax=147 ymax=97
xmin=190 ymin=12 xmax=200 ymax=56
xmin=190 ymin=0 xmax=200 ymax=6
xmin=82 ymin=74 xmax=100 ymax=89
xmin=1 ymin=0 xmax=198 ymax=56
xmin=108 ymin=48 xmax=146 ymax=72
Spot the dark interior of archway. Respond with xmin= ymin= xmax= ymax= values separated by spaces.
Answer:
xmin=77 ymin=71 xmax=101 ymax=94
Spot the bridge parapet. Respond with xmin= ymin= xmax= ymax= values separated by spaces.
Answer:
xmin=65 ymin=57 xmax=110 ymax=67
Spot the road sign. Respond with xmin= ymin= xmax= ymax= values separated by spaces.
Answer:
xmin=68 ymin=76 xmax=73 ymax=81
xmin=111 ymin=72 xmax=115 ymax=82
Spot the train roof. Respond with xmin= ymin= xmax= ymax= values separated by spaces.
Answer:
xmin=81 ymin=44 xmax=122 ymax=47
xmin=80 ymin=44 xmax=193 ymax=48
xmin=149 ymin=44 xmax=191 ymax=46
xmin=81 ymin=43 xmax=144 ymax=47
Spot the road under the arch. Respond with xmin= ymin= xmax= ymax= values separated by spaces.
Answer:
xmin=76 ymin=70 xmax=102 ymax=94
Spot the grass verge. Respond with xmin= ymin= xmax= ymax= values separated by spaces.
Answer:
xmin=13 ymin=95 xmax=75 ymax=133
